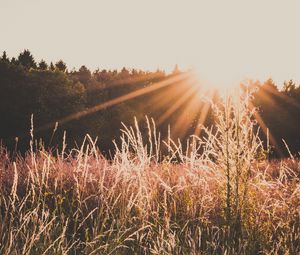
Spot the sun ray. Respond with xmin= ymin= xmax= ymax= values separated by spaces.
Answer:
xmin=110 ymin=72 xmax=163 ymax=86
xmin=193 ymin=100 xmax=211 ymax=137
xmin=249 ymin=101 xmax=284 ymax=157
xmin=37 ymin=72 xmax=191 ymax=132
xmin=90 ymin=71 xmax=166 ymax=92
xmin=157 ymin=83 xmax=198 ymax=125
xmin=253 ymin=85 xmax=291 ymax=122
xmin=147 ymin=76 xmax=196 ymax=113
xmin=262 ymin=83 xmax=300 ymax=109
xmin=147 ymin=82 xmax=187 ymax=112
xmin=171 ymin=88 xmax=205 ymax=138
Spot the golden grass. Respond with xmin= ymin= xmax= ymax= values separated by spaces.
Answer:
xmin=0 ymin=92 xmax=299 ymax=254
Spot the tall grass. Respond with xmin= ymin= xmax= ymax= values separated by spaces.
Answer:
xmin=0 ymin=91 xmax=299 ymax=254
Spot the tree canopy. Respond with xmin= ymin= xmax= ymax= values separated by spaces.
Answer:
xmin=1 ymin=49 xmax=300 ymax=157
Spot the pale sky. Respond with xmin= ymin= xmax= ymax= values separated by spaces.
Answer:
xmin=1 ymin=0 xmax=300 ymax=86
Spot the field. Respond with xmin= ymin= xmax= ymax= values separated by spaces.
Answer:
xmin=0 ymin=97 xmax=299 ymax=255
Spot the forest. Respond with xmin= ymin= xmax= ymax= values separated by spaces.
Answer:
xmin=1 ymin=49 xmax=300 ymax=157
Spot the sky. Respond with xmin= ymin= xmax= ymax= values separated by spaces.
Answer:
xmin=1 ymin=0 xmax=300 ymax=87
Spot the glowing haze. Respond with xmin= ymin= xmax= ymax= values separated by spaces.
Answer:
xmin=1 ymin=0 xmax=300 ymax=87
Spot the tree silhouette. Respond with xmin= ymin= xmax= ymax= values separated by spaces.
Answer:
xmin=49 ymin=62 xmax=55 ymax=71
xmin=11 ymin=57 xmax=17 ymax=65
xmin=55 ymin=60 xmax=67 ymax=72
xmin=17 ymin=49 xmax=37 ymax=69
xmin=38 ymin=59 xmax=48 ymax=70
xmin=283 ymin=80 xmax=297 ymax=97
xmin=1 ymin=51 xmax=9 ymax=62
xmin=77 ymin=65 xmax=91 ymax=84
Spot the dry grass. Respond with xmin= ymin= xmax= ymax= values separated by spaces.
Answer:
xmin=0 ymin=93 xmax=299 ymax=254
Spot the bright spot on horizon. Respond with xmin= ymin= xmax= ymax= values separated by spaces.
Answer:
xmin=1 ymin=0 xmax=300 ymax=88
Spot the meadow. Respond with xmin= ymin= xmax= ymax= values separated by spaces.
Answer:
xmin=0 ymin=93 xmax=299 ymax=255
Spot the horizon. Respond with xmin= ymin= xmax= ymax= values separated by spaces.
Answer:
xmin=1 ymin=0 xmax=300 ymax=87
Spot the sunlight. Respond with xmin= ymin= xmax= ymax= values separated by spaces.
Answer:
xmin=190 ymin=67 xmax=240 ymax=95
xmin=37 ymin=72 xmax=191 ymax=132
xmin=157 ymin=83 xmax=198 ymax=125
xmin=194 ymin=94 xmax=214 ymax=137
xmin=172 ymin=91 xmax=204 ymax=138
xmin=1 ymin=1 xmax=300 ymax=252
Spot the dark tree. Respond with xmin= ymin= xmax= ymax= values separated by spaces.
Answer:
xmin=120 ymin=67 xmax=130 ymax=76
xmin=17 ymin=49 xmax=37 ymax=69
xmin=79 ymin=65 xmax=90 ymax=73
xmin=283 ymin=80 xmax=297 ymax=97
xmin=131 ymin=68 xmax=138 ymax=76
xmin=55 ymin=60 xmax=67 ymax=72
xmin=78 ymin=65 xmax=91 ymax=83
xmin=1 ymin=51 xmax=9 ymax=62
xmin=49 ymin=62 xmax=55 ymax=71
xmin=11 ymin=57 xmax=17 ymax=65
xmin=38 ymin=59 xmax=48 ymax=70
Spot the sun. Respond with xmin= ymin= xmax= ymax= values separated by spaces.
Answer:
xmin=190 ymin=68 xmax=240 ymax=94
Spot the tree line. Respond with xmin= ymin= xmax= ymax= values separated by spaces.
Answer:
xmin=1 ymin=49 xmax=300 ymax=157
